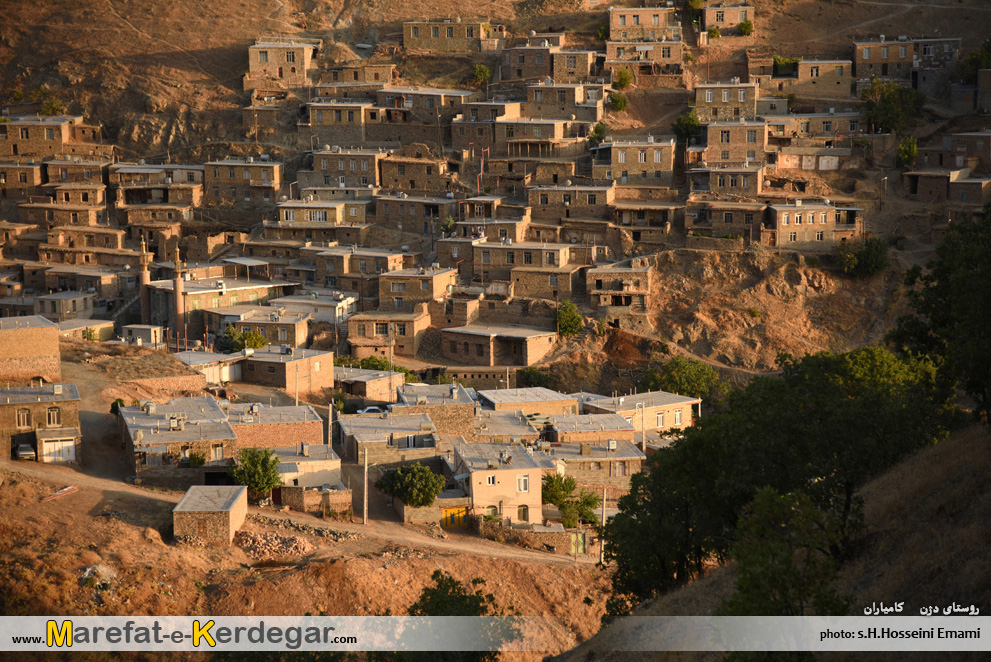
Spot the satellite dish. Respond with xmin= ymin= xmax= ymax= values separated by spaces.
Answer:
xmin=133 ymin=431 xmax=144 ymax=443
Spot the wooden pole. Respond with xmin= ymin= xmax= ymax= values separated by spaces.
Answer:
xmin=363 ymin=448 xmax=369 ymax=526
xmin=599 ymin=486 xmax=606 ymax=565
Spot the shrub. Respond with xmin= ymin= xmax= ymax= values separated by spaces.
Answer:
xmin=228 ymin=448 xmax=282 ymax=500
xmin=557 ymin=300 xmax=583 ymax=337
xmin=471 ymin=64 xmax=491 ymax=84
xmin=614 ymin=69 xmax=633 ymax=90
xmin=439 ymin=215 xmax=455 ymax=234
xmin=589 ymin=122 xmax=606 ymax=148
xmin=611 ymin=93 xmax=628 ymax=112
xmin=707 ymin=27 xmax=721 ymax=39
xmin=40 ymin=98 xmax=64 ymax=116
xmin=747 ymin=306 xmax=761 ymax=318
xmin=596 ymin=24 xmax=608 ymax=41
xmin=188 ymin=452 xmax=206 ymax=468
xmin=738 ymin=20 xmax=754 ymax=36
xmin=897 ymin=136 xmax=918 ymax=169
xmin=671 ymin=109 xmax=701 ymax=142
xmin=518 ymin=367 xmax=552 ymax=388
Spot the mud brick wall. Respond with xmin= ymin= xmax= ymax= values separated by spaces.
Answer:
xmin=394 ymin=495 xmax=470 ymax=523
xmin=477 ymin=519 xmax=597 ymax=556
xmin=0 ymin=324 xmax=60 ymax=382
xmin=686 ymin=235 xmax=746 ymax=251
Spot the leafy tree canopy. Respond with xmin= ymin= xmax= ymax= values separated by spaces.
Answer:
xmin=888 ymin=203 xmax=991 ymax=425
xmin=614 ymin=69 xmax=633 ymax=90
xmin=542 ymin=474 xmax=600 ymax=528
xmin=671 ymin=109 xmax=701 ymax=143
xmin=636 ymin=356 xmax=726 ymax=403
xmin=376 ymin=463 xmax=445 ymax=508
xmin=859 ymin=79 xmax=925 ymax=134
xmin=557 ymin=300 xmax=583 ymax=337
xmin=229 ymin=448 xmax=282 ymax=499
xmin=214 ymin=324 xmax=268 ymax=353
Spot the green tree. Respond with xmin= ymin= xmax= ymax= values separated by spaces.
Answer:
xmin=614 ymin=69 xmax=633 ymax=90
xmin=589 ymin=122 xmax=607 ymax=148
xmin=636 ymin=356 xmax=725 ymax=402
xmin=707 ymin=27 xmax=721 ymax=39
xmin=439 ymin=215 xmax=455 ymax=234
xmin=854 ymin=237 xmax=890 ymax=277
xmin=376 ymin=463 xmax=445 ymax=508
xmin=214 ymin=324 xmax=267 ymax=352
xmin=596 ymin=24 xmax=608 ymax=41
xmin=888 ymin=203 xmax=991 ymax=426
xmin=518 ymin=366 xmax=552 ymax=388
xmin=471 ymin=64 xmax=490 ymax=84
xmin=109 ymin=398 xmax=125 ymax=416
xmin=556 ymin=300 xmax=583 ymax=337
xmin=719 ymin=488 xmax=852 ymax=617
xmin=603 ymin=347 xmax=948 ymax=618
xmin=610 ymin=93 xmax=628 ymax=112
xmin=670 ymin=109 xmax=701 ymax=143
xmin=228 ymin=448 xmax=282 ymax=500
xmin=40 ymin=98 xmax=64 ymax=116
xmin=897 ymin=136 xmax=918 ymax=168
xmin=957 ymin=38 xmax=991 ymax=85
xmin=738 ymin=20 xmax=754 ymax=36
xmin=860 ymin=79 xmax=925 ymax=134
xmin=541 ymin=474 xmax=600 ymax=528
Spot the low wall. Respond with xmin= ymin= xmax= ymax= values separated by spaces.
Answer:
xmin=394 ymin=495 xmax=471 ymax=524
xmin=686 ymin=235 xmax=746 ymax=251
xmin=476 ymin=519 xmax=599 ymax=557
xmin=282 ymin=485 xmax=353 ymax=515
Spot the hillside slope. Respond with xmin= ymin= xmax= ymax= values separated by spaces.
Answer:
xmin=551 ymin=424 xmax=991 ymax=661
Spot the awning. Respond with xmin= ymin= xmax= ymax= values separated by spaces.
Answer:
xmin=223 ymin=257 xmax=269 ymax=267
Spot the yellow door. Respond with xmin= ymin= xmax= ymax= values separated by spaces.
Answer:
xmin=441 ymin=507 xmax=467 ymax=529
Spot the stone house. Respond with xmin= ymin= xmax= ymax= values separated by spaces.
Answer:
xmin=694 ymin=80 xmax=760 ymax=122
xmin=476 ymin=387 xmax=579 ymax=416
xmin=579 ymin=390 xmax=701 ymax=435
xmin=524 ymin=81 xmax=605 ymax=123
xmin=0 ymin=383 xmax=80 ymax=462
xmin=242 ymin=347 xmax=334 ymax=393
xmin=546 ymin=413 xmax=635 ymax=445
xmin=688 ymin=165 xmax=765 ymax=197
xmin=373 ymin=193 xmax=459 ymax=232
xmin=172 ymin=486 xmax=248 ymax=545
xmin=586 ymin=260 xmax=653 ymax=314
xmin=346 ymin=304 xmax=432 ymax=359
xmin=314 ymin=245 xmax=404 ymax=297
xmin=403 ymin=19 xmax=506 ymax=52
xmin=380 ymin=155 xmax=458 ymax=192
xmin=546 ymin=439 xmax=645 ymax=493
xmin=766 ymin=199 xmax=863 ymax=249
xmin=43 ymin=156 xmax=112 ymax=183
xmin=336 ymin=412 xmax=438 ymax=464
xmin=902 ymin=168 xmax=969 ymax=203
xmin=0 ymin=115 xmax=109 ymax=159
xmin=322 ymin=63 xmax=396 ymax=84
xmin=919 ymin=131 xmax=991 ymax=171
xmin=0 ymin=161 xmax=44 ymax=200
xmin=33 ymin=290 xmax=97 ymax=322
xmin=853 ymin=36 xmax=960 ymax=96
xmin=604 ymin=40 xmax=684 ymax=79
xmin=378 ymin=266 xmax=458 ymax=313
xmin=608 ymin=6 xmax=681 ymax=41
xmin=702 ymin=2 xmax=754 ymax=34
xmin=592 ymin=136 xmax=675 ymax=185
xmin=334 ymin=366 xmax=406 ymax=403
xmin=203 ymin=306 xmax=312 ymax=348
xmin=441 ymin=325 xmax=557 ymax=366
xmin=450 ymin=441 xmax=555 ymax=524
xmin=472 ymin=241 xmax=573 ymax=283
xmin=527 ymin=184 xmax=617 ymax=222
xmin=300 ymin=147 xmax=391 ymax=188
xmin=203 ymin=157 xmax=283 ymax=206
xmin=243 ymin=36 xmax=322 ymax=91
xmin=389 ymin=383 xmax=476 ymax=436
xmin=686 ymin=199 xmax=768 ymax=241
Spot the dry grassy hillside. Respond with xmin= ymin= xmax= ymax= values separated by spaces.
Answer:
xmin=552 ymin=423 xmax=991 ymax=662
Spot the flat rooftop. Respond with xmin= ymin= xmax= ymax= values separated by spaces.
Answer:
xmin=396 ymin=382 xmax=474 ymax=407
xmin=550 ymin=413 xmax=635 ymax=433
xmin=334 ymin=366 xmax=402 ymax=383
xmin=0 ymin=315 xmax=57 ymax=331
xmin=578 ymin=390 xmax=701 ymax=411
xmin=0 ymin=384 xmax=80 ymax=404
xmin=444 ymin=325 xmax=557 ymax=339
xmin=455 ymin=441 xmax=555 ymax=472
xmin=473 ymin=410 xmax=540 ymax=437
xmin=228 ymin=403 xmax=322 ymax=425
xmin=245 ymin=347 xmax=331 ymax=363
xmin=338 ymin=412 xmax=434 ymax=436
xmin=173 ymin=485 xmax=247 ymax=513
xmin=477 ymin=387 xmax=575 ymax=406
xmin=547 ymin=440 xmax=646 ymax=461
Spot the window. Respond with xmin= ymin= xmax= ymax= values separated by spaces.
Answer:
xmin=705 ymin=89 xmax=713 ymax=103
xmin=16 ymin=409 xmax=30 ymax=428
xmin=411 ymin=26 xmax=419 ymax=38
xmin=900 ymin=46 xmax=907 ymax=58
xmin=823 ymin=120 xmax=832 ymax=133
xmin=816 ymin=231 xmax=825 ymax=241
xmin=278 ymin=327 xmax=288 ymax=342
xmin=849 ymin=120 xmax=859 ymax=132
xmin=505 ymin=125 xmax=514 ymax=138
xmin=715 ymin=10 xmax=724 ymax=22
xmin=258 ymin=51 xmax=268 ymax=62
xmin=922 ymin=44 xmax=933 ymax=57
xmin=481 ymin=250 xmax=490 ymax=264
xmin=863 ymin=47 xmax=870 ymax=59
xmin=835 ymin=65 xmax=844 ymax=76
xmin=821 ymin=212 xmax=828 ymax=224
xmin=746 ymin=151 xmax=756 ymax=161
xmin=486 ymin=475 xmax=496 ymax=486
xmin=739 ymin=88 xmax=747 ymax=102
xmin=467 ymin=27 xmax=474 ymax=38
xmin=588 ymin=193 xmax=597 ymax=205
xmin=881 ymin=46 xmax=889 ymax=59
xmin=724 ymin=212 xmax=734 ymax=223
xmin=795 ymin=213 xmax=802 ymax=225
xmin=720 ymin=150 xmax=730 ymax=160
xmin=740 ymin=9 xmax=748 ymax=21
xmin=720 ymin=130 xmax=730 ymax=143
xmin=653 ymin=14 xmax=659 ymax=25
xmin=617 ymin=150 xmax=627 ymax=164
xmin=722 ymin=89 xmax=730 ymax=103
xmin=782 ymin=213 xmax=790 ymax=225
xmin=268 ymin=366 xmax=276 ymax=373
xmin=20 ymin=128 xmax=29 ymax=139
xmin=566 ymin=56 xmax=576 ymax=68
xmin=395 ymin=323 xmax=407 ymax=336
xmin=662 ymin=46 xmax=671 ymax=58
xmin=639 ymin=150 xmax=647 ymax=163
xmin=633 ymin=14 xmax=639 ymax=25
xmin=789 ymin=232 xmax=797 ymax=242
xmin=45 ymin=128 xmax=55 ymax=141
xmin=674 ymin=410 xmax=682 ymax=426
xmin=47 ymin=407 xmax=61 ymax=427
xmin=375 ymin=322 xmax=389 ymax=335
xmin=517 ymin=475 xmax=529 ymax=492
xmin=523 ymin=251 xmax=533 ymax=265
xmin=432 ymin=26 xmax=439 ymax=38
xmin=747 ymin=129 xmax=757 ymax=143
xmin=286 ymin=51 xmax=295 ymax=63
xmin=549 ymin=274 xmax=558 ymax=286
xmin=506 ymin=251 xmax=515 ymax=265
xmin=211 ymin=444 xmax=224 ymax=461
xmin=619 ymin=15 xmax=626 ymax=26
xmin=446 ymin=26 xmax=454 ymax=38
xmin=557 ymin=89 xmax=566 ymax=103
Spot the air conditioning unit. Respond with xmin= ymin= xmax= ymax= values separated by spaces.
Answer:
xmin=53 ymin=384 xmax=63 ymax=395
xmin=250 ymin=403 xmax=261 ymax=414
xmin=607 ymin=438 xmax=618 ymax=451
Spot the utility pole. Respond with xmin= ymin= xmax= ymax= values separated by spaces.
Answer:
xmin=599 ymin=486 xmax=606 ymax=565
xmin=363 ymin=448 xmax=369 ymax=526
xmin=294 ymin=366 xmax=299 ymax=407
